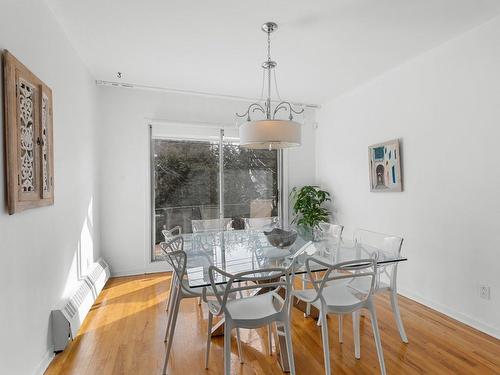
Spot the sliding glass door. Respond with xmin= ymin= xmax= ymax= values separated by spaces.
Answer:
xmin=151 ymin=125 xmax=280 ymax=261
xmin=222 ymin=137 xmax=278 ymax=227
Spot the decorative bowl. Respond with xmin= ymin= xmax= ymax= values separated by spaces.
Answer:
xmin=263 ymin=228 xmax=297 ymax=248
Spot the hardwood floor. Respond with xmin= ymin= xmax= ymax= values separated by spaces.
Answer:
xmin=46 ymin=273 xmax=500 ymax=375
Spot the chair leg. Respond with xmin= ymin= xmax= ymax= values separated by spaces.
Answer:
xmin=338 ymin=315 xmax=343 ymax=343
xmin=166 ymin=274 xmax=175 ymax=312
xmin=317 ymin=314 xmax=322 ymax=326
xmin=368 ymin=303 xmax=386 ymax=375
xmin=320 ymin=308 xmax=331 ymax=375
xmin=353 ymin=310 xmax=360 ymax=359
xmin=224 ymin=322 xmax=232 ymax=375
xmin=166 ymin=278 xmax=175 ymax=314
xmin=309 ymin=272 xmax=317 ymax=320
xmin=236 ymin=328 xmax=244 ymax=363
xmin=163 ymin=291 xmax=182 ymax=375
xmin=283 ymin=319 xmax=296 ymax=375
xmin=165 ymin=279 xmax=179 ymax=342
xmin=164 ymin=284 xmax=180 ymax=343
xmin=198 ymin=296 xmax=202 ymax=306
xmin=390 ymin=290 xmax=408 ymax=343
xmin=267 ymin=323 xmax=273 ymax=355
xmin=205 ymin=312 xmax=213 ymax=369
xmin=303 ymin=279 xmax=308 ymax=317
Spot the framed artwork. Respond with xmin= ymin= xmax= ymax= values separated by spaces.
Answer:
xmin=3 ymin=50 xmax=54 ymax=214
xmin=368 ymin=139 xmax=402 ymax=192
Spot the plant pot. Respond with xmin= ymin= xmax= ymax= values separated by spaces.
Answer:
xmin=297 ymin=225 xmax=314 ymax=241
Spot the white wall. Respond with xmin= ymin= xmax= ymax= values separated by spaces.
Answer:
xmin=98 ymin=86 xmax=316 ymax=276
xmin=0 ymin=1 xmax=100 ymax=374
xmin=316 ymin=16 xmax=500 ymax=338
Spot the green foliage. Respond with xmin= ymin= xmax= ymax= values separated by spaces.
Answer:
xmin=290 ymin=185 xmax=331 ymax=229
xmin=154 ymin=140 xmax=279 ymax=213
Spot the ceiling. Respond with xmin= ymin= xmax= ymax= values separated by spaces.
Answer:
xmin=45 ymin=0 xmax=500 ymax=104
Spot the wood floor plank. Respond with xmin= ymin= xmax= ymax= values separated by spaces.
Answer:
xmin=45 ymin=272 xmax=500 ymax=375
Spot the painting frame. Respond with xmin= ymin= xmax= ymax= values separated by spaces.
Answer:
xmin=368 ymin=139 xmax=402 ymax=192
xmin=3 ymin=50 xmax=55 ymax=214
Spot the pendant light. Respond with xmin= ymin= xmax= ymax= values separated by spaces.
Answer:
xmin=237 ymin=22 xmax=303 ymax=149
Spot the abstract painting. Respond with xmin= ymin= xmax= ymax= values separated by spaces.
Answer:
xmin=368 ymin=139 xmax=402 ymax=192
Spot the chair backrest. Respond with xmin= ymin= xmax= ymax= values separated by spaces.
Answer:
xmin=191 ymin=218 xmax=232 ymax=232
xmin=162 ymin=225 xmax=182 ymax=241
xmin=353 ymin=229 xmax=403 ymax=289
xmin=245 ymin=216 xmax=278 ymax=231
xmin=317 ymin=223 xmax=344 ymax=259
xmin=318 ymin=223 xmax=343 ymax=238
xmin=304 ymin=257 xmax=378 ymax=308
xmin=207 ymin=266 xmax=292 ymax=319
xmin=286 ymin=241 xmax=315 ymax=271
xmin=383 ymin=236 xmax=404 ymax=255
xmin=353 ymin=228 xmax=403 ymax=256
xmin=159 ymin=236 xmax=186 ymax=283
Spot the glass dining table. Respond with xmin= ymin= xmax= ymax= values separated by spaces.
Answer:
xmin=181 ymin=229 xmax=407 ymax=372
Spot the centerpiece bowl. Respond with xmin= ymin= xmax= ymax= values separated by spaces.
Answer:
xmin=263 ymin=228 xmax=297 ymax=249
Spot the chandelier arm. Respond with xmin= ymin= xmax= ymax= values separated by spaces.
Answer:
xmin=290 ymin=105 xmax=305 ymax=115
xmin=236 ymin=103 xmax=266 ymax=121
xmin=272 ymin=104 xmax=288 ymax=119
xmin=252 ymin=105 xmax=266 ymax=114
xmin=272 ymin=101 xmax=305 ymax=120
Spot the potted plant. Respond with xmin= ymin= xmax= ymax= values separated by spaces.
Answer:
xmin=290 ymin=185 xmax=331 ymax=240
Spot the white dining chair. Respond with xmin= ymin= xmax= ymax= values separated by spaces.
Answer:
xmin=161 ymin=226 xmax=182 ymax=312
xmin=159 ymin=237 xmax=241 ymax=375
xmin=162 ymin=225 xmax=182 ymax=240
xmin=244 ymin=216 xmax=278 ymax=230
xmin=348 ymin=229 xmax=408 ymax=343
xmin=203 ymin=266 xmax=296 ymax=375
xmin=294 ymin=257 xmax=386 ymax=375
xmin=285 ymin=241 xmax=318 ymax=317
xmin=317 ymin=223 xmax=344 ymax=261
xmin=313 ymin=224 xmax=346 ymax=329
xmin=191 ymin=218 xmax=233 ymax=232
xmin=287 ymin=239 xmax=342 ymax=336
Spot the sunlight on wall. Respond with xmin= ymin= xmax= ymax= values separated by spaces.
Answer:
xmin=80 ymin=197 xmax=95 ymax=275
xmin=61 ymin=197 xmax=96 ymax=298
xmin=61 ymin=251 xmax=79 ymax=298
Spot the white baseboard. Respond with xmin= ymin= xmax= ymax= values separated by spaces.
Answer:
xmin=111 ymin=261 xmax=172 ymax=277
xmin=111 ymin=269 xmax=168 ymax=277
xmin=398 ymin=288 xmax=500 ymax=340
xmin=33 ymin=346 xmax=55 ymax=375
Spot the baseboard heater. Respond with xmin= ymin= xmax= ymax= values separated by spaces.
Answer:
xmin=51 ymin=258 xmax=111 ymax=352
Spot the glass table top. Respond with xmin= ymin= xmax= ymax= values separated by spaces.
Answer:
xmin=183 ymin=229 xmax=407 ymax=288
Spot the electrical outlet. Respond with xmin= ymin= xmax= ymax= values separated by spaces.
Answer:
xmin=479 ymin=285 xmax=491 ymax=300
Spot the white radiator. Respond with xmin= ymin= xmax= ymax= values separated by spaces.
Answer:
xmin=85 ymin=258 xmax=111 ymax=299
xmin=51 ymin=258 xmax=110 ymax=352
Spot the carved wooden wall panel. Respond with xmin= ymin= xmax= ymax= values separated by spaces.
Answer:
xmin=40 ymin=84 xmax=54 ymax=200
xmin=3 ymin=51 xmax=54 ymax=214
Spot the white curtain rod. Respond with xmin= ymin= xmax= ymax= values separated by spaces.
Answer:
xmin=96 ymin=80 xmax=320 ymax=109
xmin=147 ymin=118 xmax=236 ymax=129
